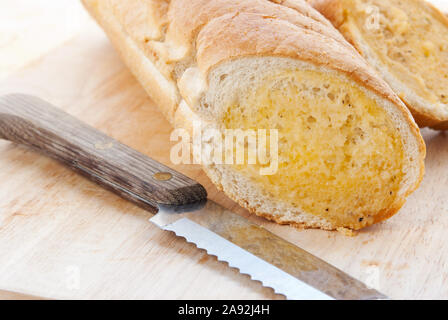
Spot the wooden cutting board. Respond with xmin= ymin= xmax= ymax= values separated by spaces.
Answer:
xmin=0 ymin=5 xmax=448 ymax=300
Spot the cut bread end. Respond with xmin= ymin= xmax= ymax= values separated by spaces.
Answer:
xmin=188 ymin=57 xmax=425 ymax=230
xmin=310 ymin=0 xmax=448 ymax=130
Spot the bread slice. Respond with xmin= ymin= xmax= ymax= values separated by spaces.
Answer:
xmin=82 ymin=0 xmax=425 ymax=231
xmin=309 ymin=0 xmax=448 ymax=130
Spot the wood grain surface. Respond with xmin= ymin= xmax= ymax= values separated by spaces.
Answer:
xmin=0 ymin=0 xmax=447 ymax=300
xmin=0 ymin=94 xmax=207 ymax=212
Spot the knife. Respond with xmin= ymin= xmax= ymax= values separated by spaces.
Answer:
xmin=0 ymin=94 xmax=387 ymax=300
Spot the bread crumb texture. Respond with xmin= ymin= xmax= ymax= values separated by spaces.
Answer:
xmin=223 ymin=69 xmax=405 ymax=228
xmin=344 ymin=0 xmax=448 ymax=110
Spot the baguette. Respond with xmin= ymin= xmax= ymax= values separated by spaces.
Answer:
xmin=82 ymin=0 xmax=425 ymax=231
xmin=309 ymin=0 xmax=448 ymax=130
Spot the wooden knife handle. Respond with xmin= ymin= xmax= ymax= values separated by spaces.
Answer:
xmin=0 ymin=94 xmax=207 ymax=213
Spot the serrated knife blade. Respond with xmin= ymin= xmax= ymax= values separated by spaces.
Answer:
xmin=151 ymin=200 xmax=388 ymax=300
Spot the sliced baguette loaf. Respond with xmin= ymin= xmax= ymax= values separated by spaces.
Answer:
xmin=82 ymin=0 xmax=425 ymax=231
xmin=309 ymin=0 xmax=448 ymax=130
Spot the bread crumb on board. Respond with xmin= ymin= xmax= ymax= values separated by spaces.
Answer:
xmin=337 ymin=227 xmax=357 ymax=237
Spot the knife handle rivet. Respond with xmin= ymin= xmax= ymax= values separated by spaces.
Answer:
xmin=153 ymin=172 xmax=173 ymax=181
